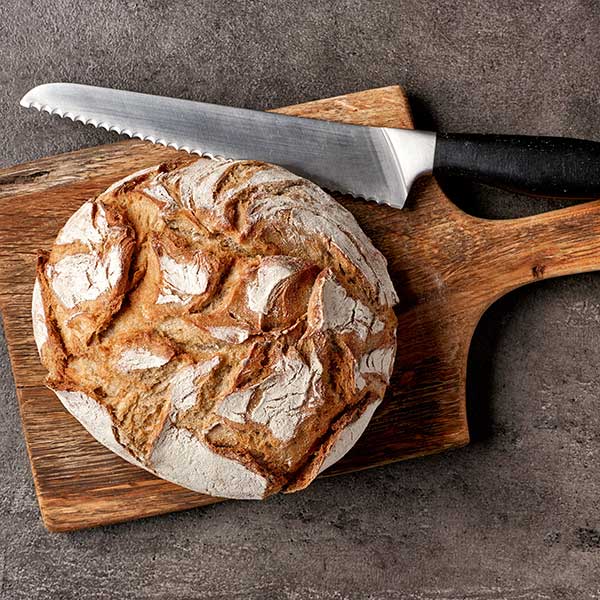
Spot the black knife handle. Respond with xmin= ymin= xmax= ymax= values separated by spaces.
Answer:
xmin=433 ymin=133 xmax=600 ymax=199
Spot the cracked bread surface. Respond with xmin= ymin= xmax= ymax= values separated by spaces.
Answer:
xmin=32 ymin=157 xmax=398 ymax=499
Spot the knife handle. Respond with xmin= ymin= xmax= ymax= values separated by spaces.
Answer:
xmin=432 ymin=133 xmax=600 ymax=199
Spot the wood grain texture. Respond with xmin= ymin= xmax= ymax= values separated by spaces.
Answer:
xmin=2 ymin=85 xmax=599 ymax=531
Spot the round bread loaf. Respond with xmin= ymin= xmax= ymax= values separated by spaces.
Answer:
xmin=32 ymin=157 xmax=398 ymax=499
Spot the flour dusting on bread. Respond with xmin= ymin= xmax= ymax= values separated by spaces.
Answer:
xmin=156 ymin=252 xmax=209 ymax=305
xmin=31 ymin=279 xmax=48 ymax=351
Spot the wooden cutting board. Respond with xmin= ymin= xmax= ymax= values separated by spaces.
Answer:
xmin=2 ymin=85 xmax=600 ymax=532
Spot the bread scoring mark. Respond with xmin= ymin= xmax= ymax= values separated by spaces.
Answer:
xmin=117 ymin=347 xmax=171 ymax=372
xmin=141 ymin=182 xmax=176 ymax=211
xmin=150 ymin=426 xmax=268 ymax=499
xmin=176 ymin=161 xmax=303 ymax=230
xmin=215 ymin=349 xmax=322 ymax=438
xmin=372 ymin=318 xmax=385 ymax=334
xmin=102 ymin=165 xmax=157 ymax=196
xmin=170 ymin=357 xmax=221 ymax=415
xmin=246 ymin=259 xmax=296 ymax=315
xmin=206 ymin=325 xmax=250 ymax=344
xmin=55 ymin=200 xmax=109 ymax=247
xmin=64 ymin=311 xmax=85 ymax=327
xmin=250 ymin=350 xmax=323 ymax=442
xmin=156 ymin=252 xmax=210 ymax=305
xmin=216 ymin=388 xmax=254 ymax=423
xmin=47 ymin=245 xmax=123 ymax=309
xmin=177 ymin=159 xmax=230 ymax=212
xmin=221 ymin=166 xmax=302 ymax=200
xmin=55 ymin=390 xmax=144 ymax=468
xmin=355 ymin=346 xmax=396 ymax=390
xmin=245 ymin=179 xmax=398 ymax=306
xmin=310 ymin=273 xmax=381 ymax=341
xmin=31 ymin=278 xmax=48 ymax=352
xmin=306 ymin=348 xmax=323 ymax=407
xmin=318 ymin=400 xmax=382 ymax=473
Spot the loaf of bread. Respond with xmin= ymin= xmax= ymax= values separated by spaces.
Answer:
xmin=32 ymin=157 xmax=398 ymax=499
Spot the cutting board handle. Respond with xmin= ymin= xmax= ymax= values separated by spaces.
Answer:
xmin=471 ymin=199 xmax=600 ymax=304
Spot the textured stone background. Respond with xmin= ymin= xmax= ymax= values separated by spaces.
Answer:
xmin=2 ymin=1 xmax=600 ymax=598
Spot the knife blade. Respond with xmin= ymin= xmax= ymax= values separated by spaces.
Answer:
xmin=20 ymin=83 xmax=600 ymax=204
xmin=20 ymin=83 xmax=435 ymax=208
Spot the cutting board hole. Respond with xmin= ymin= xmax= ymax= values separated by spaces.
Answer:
xmin=437 ymin=177 xmax=586 ymax=220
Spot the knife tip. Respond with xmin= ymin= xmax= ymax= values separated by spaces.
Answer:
xmin=20 ymin=83 xmax=67 ymax=110
xmin=20 ymin=84 xmax=50 ymax=110
xmin=20 ymin=90 xmax=34 ymax=109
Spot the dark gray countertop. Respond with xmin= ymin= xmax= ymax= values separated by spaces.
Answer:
xmin=2 ymin=1 xmax=600 ymax=598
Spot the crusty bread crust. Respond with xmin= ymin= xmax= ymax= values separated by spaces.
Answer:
xmin=32 ymin=158 xmax=398 ymax=499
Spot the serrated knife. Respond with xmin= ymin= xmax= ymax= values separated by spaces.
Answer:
xmin=20 ymin=83 xmax=600 ymax=207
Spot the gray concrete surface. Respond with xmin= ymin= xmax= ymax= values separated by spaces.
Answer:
xmin=1 ymin=0 xmax=600 ymax=598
